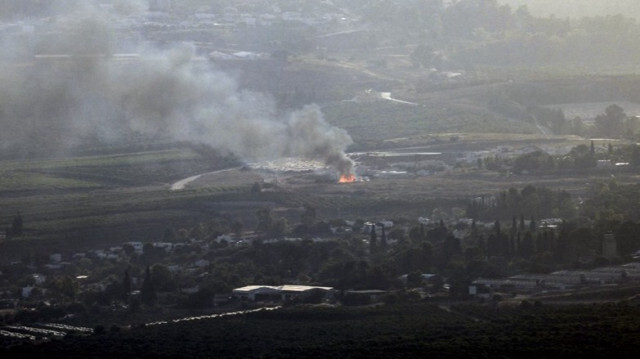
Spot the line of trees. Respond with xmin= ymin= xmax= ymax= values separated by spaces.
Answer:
xmin=467 ymin=180 xmax=640 ymax=225
xmin=482 ymin=141 xmax=640 ymax=176
xmin=466 ymin=185 xmax=575 ymax=221
xmin=3 ymin=212 xmax=23 ymax=238
xmin=488 ymin=98 xmax=640 ymax=139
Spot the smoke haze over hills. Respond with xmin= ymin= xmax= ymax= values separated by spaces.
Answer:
xmin=0 ymin=1 xmax=354 ymax=173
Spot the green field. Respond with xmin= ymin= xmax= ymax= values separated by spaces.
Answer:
xmin=0 ymin=146 xmax=244 ymax=261
xmin=322 ymin=100 xmax=539 ymax=145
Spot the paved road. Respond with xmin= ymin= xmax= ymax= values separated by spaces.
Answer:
xmin=379 ymin=92 xmax=419 ymax=106
xmin=170 ymin=167 xmax=240 ymax=191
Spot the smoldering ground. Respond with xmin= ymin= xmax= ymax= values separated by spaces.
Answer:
xmin=0 ymin=1 xmax=354 ymax=174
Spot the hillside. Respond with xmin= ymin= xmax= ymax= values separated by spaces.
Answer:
xmin=499 ymin=0 xmax=640 ymax=19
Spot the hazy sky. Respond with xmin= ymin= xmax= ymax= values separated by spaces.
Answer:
xmin=498 ymin=0 xmax=640 ymax=19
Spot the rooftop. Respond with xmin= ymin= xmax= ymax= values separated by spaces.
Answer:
xmin=233 ymin=285 xmax=333 ymax=293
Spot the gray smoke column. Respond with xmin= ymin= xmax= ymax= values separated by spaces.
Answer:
xmin=0 ymin=1 xmax=354 ymax=174
xmin=284 ymin=106 xmax=354 ymax=175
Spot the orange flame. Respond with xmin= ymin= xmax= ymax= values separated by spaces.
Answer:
xmin=338 ymin=173 xmax=357 ymax=183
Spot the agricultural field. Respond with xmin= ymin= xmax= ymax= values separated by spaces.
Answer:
xmin=322 ymin=100 xmax=538 ymax=146
xmin=0 ymin=146 xmax=242 ymax=261
xmin=5 ymin=301 xmax=640 ymax=358
xmin=0 ymin=127 xmax=636 ymax=264
xmin=1 ymin=29 xmax=640 ymax=264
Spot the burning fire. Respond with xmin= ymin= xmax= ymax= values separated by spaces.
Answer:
xmin=338 ymin=173 xmax=357 ymax=183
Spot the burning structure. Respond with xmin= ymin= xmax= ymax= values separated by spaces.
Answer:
xmin=338 ymin=173 xmax=357 ymax=183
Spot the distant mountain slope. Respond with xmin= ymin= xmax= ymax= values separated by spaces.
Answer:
xmin=498 ymin=0 xmax=640 ymax=19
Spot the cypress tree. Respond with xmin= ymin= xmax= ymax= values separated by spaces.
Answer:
xmin=369 ymin=224 xmax=377 ymax=250
xmin=10 ymin=211 xmax=23 ymax=236
xmin=380 ymin=225 xmax=387 ymax=247
xmin=123 ymin=268 xmax=131 ymax=299
xmin=141 ymin=266 xmax=157 ymax=306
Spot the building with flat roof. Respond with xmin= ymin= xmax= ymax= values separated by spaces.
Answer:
xmin=233 ymin=285 xmax=334 ymax=302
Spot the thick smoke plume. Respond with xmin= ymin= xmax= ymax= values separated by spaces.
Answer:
xmin=0 ymin=1 xmax=354 ymax=174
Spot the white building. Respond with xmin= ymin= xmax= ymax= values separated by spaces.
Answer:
xmin=233 ymin=285 xmax=333 ymax=301
xmin=22 ymin=286 xmax=34 ymax=298
xmin=50 ymin=254 xmax=62 ymax=263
